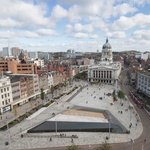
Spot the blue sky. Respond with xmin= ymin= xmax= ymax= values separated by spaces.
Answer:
xmin=0 ymin=0 xmax=150 ymax=53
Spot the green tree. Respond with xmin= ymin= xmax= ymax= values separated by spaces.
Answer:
xmin=74 ymin=71 xmax=87 ymax=80
xmin=69 ymin=77 xmax=72 ymax=85
xmin=117 ymin=90 xmax=125 ymax=99
xmin=40 ymin=88 xmax=45 ymax=105
xmin=66 ymin=144 xmax=79 ymax=150
xmin=51 ymin=85 xmax=54 ymax=98
xmin=13 ymin=105 xmax=18 ymax=117
xmin=95 ymin=143 xmax=113 ymax=150
xmin=64 ymin=80 xmax=68 ymax=91
xmin=117 ymin=90 xmax=125 ymax=104
xmin=29 ymin=100 xmax=34 ymax=108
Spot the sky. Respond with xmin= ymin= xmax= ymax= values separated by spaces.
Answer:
xmin=0 ymin=0 xmax=150 ymax=53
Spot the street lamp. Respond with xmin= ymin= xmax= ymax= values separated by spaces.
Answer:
xmin=55 ymin=118 xmax=57 ymax=135
xmin=129 ymin=103 xmax=133 ymax=123
xmin=130 ymin=139 xmax=134 ymax=150
xmin=108 ymin=118 xmax=111 ymax=139
xmin=142 ymin=139 xmax=146 ymax=150
xmin=5 ymin=121 xmax=11 ymax=150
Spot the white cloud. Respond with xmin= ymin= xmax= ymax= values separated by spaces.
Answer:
xmin=37 ymin=29 xmax=58 ymax=36
xmin=0 ymin=0 xmax=51 ymax=28
xmin=112 ymin=13 xmax=150 ymax=30
xmin=74 ymin=23 xmax=93 ymax=33
xmin=132 ymin=0 xmax=150 ymax=5
xmin=106 ymin=31 xmax=126 ymax=38
xmin=0 ymin=31 xmax=15 ymax=39
xmin=0 ymin=0 xmax=149 ymax=52
xmin=18 ymin=31 xmax=40 ymax=38
xmin=61 ymin=0 xmax=137 ymax=22
xmin=112 ymin=3 xmax=137 ymax=17
xmin=71 ymin=32 xmax=98 ymax=39
xmin=0 ymin=18 xmax=24 ymax=28
xmin=88 ymin=16 xmax=108 ymax=32
xmin=68 ymin=5 xmax=81 ymax=22
xmin=131 ymin=30 xmax=150 ymax=40
xmin=51 ymin=5 xmax=68 ymax=20
xmin=72 ymin=32 xmax=88 ymax=38
xmin=89 ymin=34 xmax=99 ymax=38
xmin=65 ymin=24 xmax=73 ymax=33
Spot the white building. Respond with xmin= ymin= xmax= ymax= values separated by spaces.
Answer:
xmin=26 ymin=59 xmax=44 ymax=68
xmin=141 ymin=52 xmax=150 ymax=61
xmin=47 ymin=72 xmax=54 ymax=89
xmin=0 ymin=76 xmax=13 ymax=114
xmin=66 ymin=49 xmax=76 ymax=59
xmin=137 ymin=71 xmax=150 ymax=98
xmin=135 ymin=52 xmax=150 ymax=61
xmin=88 ymin=39 xmax=121 ymax=93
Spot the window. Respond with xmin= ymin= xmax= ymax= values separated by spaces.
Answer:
xmin=7 ymin=87 xmax=9 ymax=91
xmin=5 ymin=94 xmax=7 ymax=97
xmin=4 ymin=88 xmax=6 ymax=92
xmin=2 ymin=101 xmax=4 ymax=105
xmin=8 ymin=93 xmax=10 ymax=96
xmin=5 ymin=100 xmax=8 ymax=105
xmin=1 ymin=95 xmax=3 ymax=99
xmin=1 ymin=89 xmax=3 ymax=93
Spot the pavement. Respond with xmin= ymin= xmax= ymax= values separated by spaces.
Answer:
xmin=0 ymin=81 xmax=143 ymax=150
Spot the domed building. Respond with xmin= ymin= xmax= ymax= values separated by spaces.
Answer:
xmin=88 ymin=39 xmax=121 ymax=94
xmin=101 ymin=38 xmax=113 ymax=63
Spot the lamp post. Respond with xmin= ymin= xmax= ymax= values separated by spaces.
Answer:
xmin=108 ymin=119 xmax=111 ymax=139
xmin=129 ymin=104 xmax=133 ymax=123
xmin=130 ymin=139 xmax=134 ymax=150
xmin=5 ymin=121 xmax=11 ymax=150
xmin=141 ymin=144 xmax=143 ymax=150
xmin=142 ymin=139 xmax=146 ymax=150
xmin=55 ymin=118 xmax=57 ymax=135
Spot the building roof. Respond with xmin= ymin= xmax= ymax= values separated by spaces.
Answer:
xmin=18 ymin=51 xmax=25 ymax=60
xmin=102 ymin=38 xmax=112 ymax=49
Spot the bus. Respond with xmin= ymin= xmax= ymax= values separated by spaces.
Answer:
xmin=129 ymin=92 xmax=145 ymax=109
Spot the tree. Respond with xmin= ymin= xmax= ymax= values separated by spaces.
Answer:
xmin=58 ymin=83 xmax=62 ymax=95
xmin=117 ymin=90 xmax=125 ymax=99
xmin=50 ymin=85 xmax=54 ymax=98
xmin=40 ymin=88 xmax=45 ymax=105
xmin=13 ymin=105 xmax=18 ymax=117
xmin=69 ymin=77 xmax=72 ymax=86
xmin=64 ymin=80 xmax=68 ymax=91
xmin=29 ymin=100 xmax=34 ymax=108
xmin=95 ymin=143 xmax=113 ymax=150
xmin=66 ymin=144 xmax=79 ymax=150
xmin=117 ymin=90 xmax=125 ymax=104
xmin=74 ymin=71 xmax=87 ymax=80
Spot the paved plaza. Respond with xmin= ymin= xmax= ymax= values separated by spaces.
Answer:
xmin=0 ymin=82 xmax=143 ymax=150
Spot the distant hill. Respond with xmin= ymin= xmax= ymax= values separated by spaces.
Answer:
xmin=120 ymin=50 xmax=140 ymax=53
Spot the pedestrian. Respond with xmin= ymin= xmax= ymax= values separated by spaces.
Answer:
xmin=71 ymin=138 xmax=73 ymax=143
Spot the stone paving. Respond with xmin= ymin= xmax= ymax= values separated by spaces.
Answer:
xmin=0 ymin=82 xmax=143 ymax=150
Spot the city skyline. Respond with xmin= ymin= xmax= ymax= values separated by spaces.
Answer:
xmin=0 ymin=0 xmax=150 ymax=52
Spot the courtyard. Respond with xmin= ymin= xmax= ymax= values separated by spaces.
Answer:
xmin=0 ymin=81 xmax=143 ymax=150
